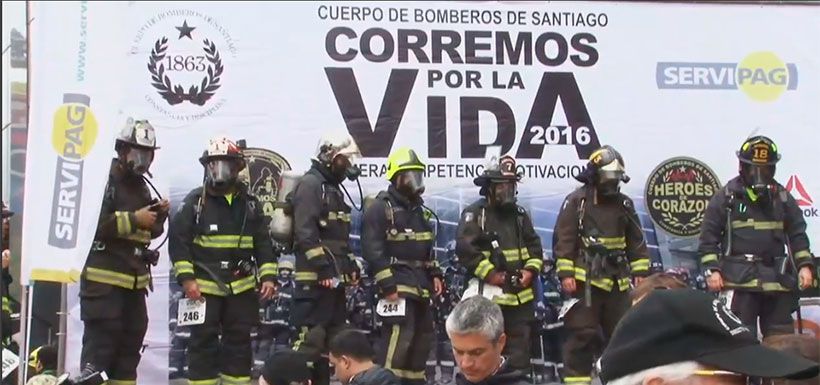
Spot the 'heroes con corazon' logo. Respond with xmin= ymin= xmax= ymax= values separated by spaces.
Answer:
xmin=644 ymin=157 xmax=721 ymax=237
xmin=656 ymin=51 xmax=798 ymax=102
xmin=49 ymin=94 xmax=99 ymax=248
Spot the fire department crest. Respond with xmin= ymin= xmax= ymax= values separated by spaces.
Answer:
xmin=240 ymin=148 xmax=292 ymax=221
xmin=131 ymin=11 xmax=238 ymax=121
xmin=644 ymin=157 xmax=721 ymax=237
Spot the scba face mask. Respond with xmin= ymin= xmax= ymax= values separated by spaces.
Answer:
xmin=207 ymin=159 xmax=242 ymax=192
xmin=124 ymin=147 xmax=154 ymax=175
xmin=490 ymin=181 xmax=517 ymax=209
xmin=395 ymin=170 xmax=425 ymax=198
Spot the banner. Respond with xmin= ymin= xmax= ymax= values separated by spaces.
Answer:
xmin=21 ymin=1 xmax=129 ymax=284
xmin=21 ymin=0 xmax=820 ymax=381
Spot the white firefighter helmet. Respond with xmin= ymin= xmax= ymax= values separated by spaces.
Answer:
xmin=314 ymin=132 xmax=361 ymax=164
xmin=116 ymin=118 xmax=159 ymax=150
xmin=199 ymin=136 xmax=244 ymax=165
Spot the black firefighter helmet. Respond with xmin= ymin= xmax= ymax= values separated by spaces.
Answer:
xmin=736 ymin=135 xmax=780 ymax=199
xmin=474 ymin=147 xmax=522 ymax=207
xmin=575 ymin=145 xmax=630 ymax=197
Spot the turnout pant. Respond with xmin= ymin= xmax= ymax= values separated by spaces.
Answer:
xmin=79 ymin=280 xmax=148 ymax=385
xmin=725 ymin=289 xmax=797 ymax=337
xmin=378 ymin=298 xmax=434 ymax=385
xmin=500 ymin=303 xmax=534 ymax=373
xmin=562 ymin=283 xmax=630 ymax=385
xmin=187 ymin=291 xmax=258 ymax=385
xmin=291 ymin=287 xmax=349 ymax=385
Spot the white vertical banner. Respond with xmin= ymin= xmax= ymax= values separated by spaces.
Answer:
xmin=21 ymin=1 xmax=128 ymax=284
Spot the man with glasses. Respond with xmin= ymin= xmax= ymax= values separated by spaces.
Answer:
xmin=599 ymin=289 xmax=818 ymax=385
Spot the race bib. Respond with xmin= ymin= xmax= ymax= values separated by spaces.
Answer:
xmin=177 ymin=298 xmax=207 ymax=326
xmin=2 ymin=348 xmax=19 ymax=380
xmin=377 ymin=298 xmax=406 ymax=317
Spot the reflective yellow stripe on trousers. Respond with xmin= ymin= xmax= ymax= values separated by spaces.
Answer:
xmin=188 ymin=379 xmax=219 ymax=385
xmin=219 ymin=373 xmax=251 ymax=385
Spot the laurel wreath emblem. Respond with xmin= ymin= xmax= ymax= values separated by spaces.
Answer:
xmin=147 ymin=37 xmax=223 ymax=106
xmin=662 ymin=210 xmax=704 ymax=231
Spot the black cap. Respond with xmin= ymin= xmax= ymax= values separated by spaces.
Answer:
xmin=261 ymin=350 xmax=313 ymax=385
xmin=599 ymin=289 xmax=818 ymax=383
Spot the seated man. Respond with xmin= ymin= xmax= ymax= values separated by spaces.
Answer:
xmin=600 ymin=289 xmax=818 ymax=385
xmin=629 ymin=272 xmax=688 ymax=305
xmin=328 ymin=329 xmax=399 ymax=385
xmin=445 ymin=296 xmax=529 ymax=385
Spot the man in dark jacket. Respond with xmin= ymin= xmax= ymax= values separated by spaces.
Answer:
xmin=169 ymin=136 xmax=278 ymax=385
xmin=361 ymin=147 xmax=444 ymax=385
xmin=446 ymin=296 xmax=530 ymax=385
xmin=290 ymin=132 xmax=362 ymax=385
xmin=456 ymin=151 xmax=544 ymax=372
xmin=79 ymin=119 xmax=168 ymax=384
xmin=698 ymin=135 xmax=815 ymax=337
xmin=553 ymin=145 xmax=651 ymax=385
xmin=329 ymin=329 xmax=400 ymax=385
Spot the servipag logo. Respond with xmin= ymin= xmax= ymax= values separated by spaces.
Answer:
xmin=48 ymin=94 xmax=98 ymax=248
xmin=656 ymin=51 xmax=798 ymax=102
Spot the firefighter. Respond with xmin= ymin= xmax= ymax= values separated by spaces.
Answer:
xmin=361 ymin=147 xmax=445 ymax=385
xmin=553 ymin=145 xmax=650 ymax=385
xmin=290 ymin=132 xmax=362 ymax=385
xmin=78 ymin=119 xmax=168 ymax=384
xmin=455 ymin=152 xmax=544 ymax=373
xmin=698 ymin=135 xmax=815 ymax=337
xmin=169 ymin=136 xmax=278 ymax=385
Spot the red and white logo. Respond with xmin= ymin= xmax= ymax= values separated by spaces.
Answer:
xmin=785 ymin=175 xmax=814 ymax=206
xmin=785 ymin=175 xmax=818 ymax=217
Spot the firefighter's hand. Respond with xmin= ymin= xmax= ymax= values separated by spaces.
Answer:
xmin=157 ymin=198 xmax=171 ymax=215
xmin=799 ymin=266 xmax=814 ymax=290
xmin=319 ymin=279 xmax=334 ymax=288
xmin=384 ymin=292 xmax=400 ymax=302
xmin=706 ymin=271 xmax=724 ymax=292
xmin=433 ymin=276 xmax=445 ymax=296
xmin=260 ymin=281 xmax=276 ymax=300
xmin=634 ymin=276 xmax=646 ymax=287
xmin=2 ymin=249 xmax=9 ymax=269
xmin=134 ymin=205 xmax=158 ymax=229
xmin=183 ymin=279 xmax=202 ymax=300
xmin=561 ymin=277 xmax=577 ymax=294
xmin=519 ymin=270 xmax=534 ymax=288
xmin=487 ymin=271 xmax=506 ymax=287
